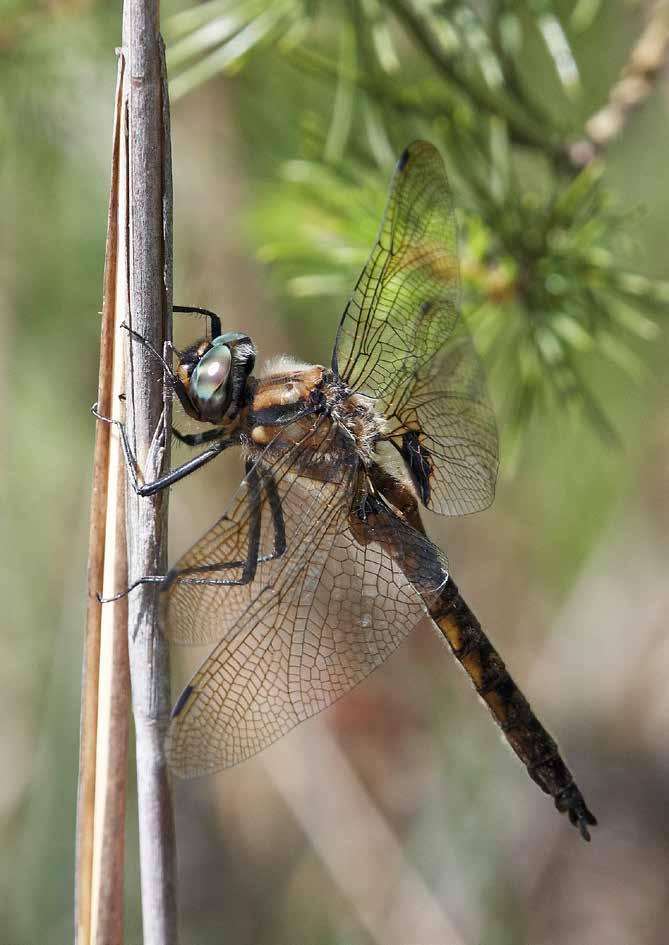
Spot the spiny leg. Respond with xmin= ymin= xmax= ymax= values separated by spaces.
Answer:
xmin=99 ymin=454 xmax=264 ymax=604
xmin=92 ymin=407 xmax=236 ymax=603
xmin=123 ymin=305 xmax=222 ymax=367
xmin=94 ymin=311 xmax=230 ymax=601
xmin=92 ymin=403 xmax=236 ymax=497
xmin=167 ymin=463 xmax=290 ymax=719
xmin=166 ymin=458 xmax=261 ymax=591
xmin=172 ymin=426 xmax=227 ymax=447
xmin=173 ymin=304 xmax=222 ymax=339
xmin=163 ymin=461 xmax=287 ymax=592
xmin=121 ymin=321 xmax=197 ymax=417
xmin=262 ymin=463 xmax=287 ymax=559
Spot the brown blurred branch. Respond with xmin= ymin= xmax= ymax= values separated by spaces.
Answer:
xmin=569 ymin=0 xmax=669 ymax=166
xmin=121 ymin=0 xmax=177 ymax=940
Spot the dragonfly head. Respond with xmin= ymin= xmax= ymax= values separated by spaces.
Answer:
xmin=177 ymin=332 xmax=256 ymax=424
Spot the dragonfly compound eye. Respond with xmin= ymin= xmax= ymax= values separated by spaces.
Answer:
xmin=190 ymin=342 xmax=232 ymax=415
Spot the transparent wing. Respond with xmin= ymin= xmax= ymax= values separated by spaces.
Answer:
xmin=165 ymin=419 xmax=351 ymax=647
xmin=386 ymin=333 xmax=498 ymax=515
xmin=332 ymin=140 xmax=498 ymax=515
xmin=166 ymin=484 xmax=449 ymax=777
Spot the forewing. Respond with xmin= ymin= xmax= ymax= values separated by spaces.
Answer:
xmin=166 ymin=488 xmax=449 ymax=777
xmin=333 ymin=141 xmax=459 ymax=396
xmin=333 ymin=140 xmax=498 ymax=515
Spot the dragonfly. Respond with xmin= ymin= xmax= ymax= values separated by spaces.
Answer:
xmin=97 ymin=140 xmax=596 ymax=841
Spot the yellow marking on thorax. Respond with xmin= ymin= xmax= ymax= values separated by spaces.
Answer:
xmin=251 ymin=426 xmax=273 ymax=445
xmin=176 ymin=363 xmax=191 ymax=388
xmin=252 ymin=365 xmax=325 ymax=411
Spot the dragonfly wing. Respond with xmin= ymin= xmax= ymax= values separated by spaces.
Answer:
xmin=164 ymin=419 xmax=349 ymax=646
xmin=332 ymin=140 xmax=498 ymax=515
xmin=166 ymin=484 xmax=449 ymax=777
xmin=387 ymin=333 xmax=498 ymax=515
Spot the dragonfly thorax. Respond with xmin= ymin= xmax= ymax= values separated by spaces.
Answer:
xmin=328 ymin=384 xmax=384 ymax=466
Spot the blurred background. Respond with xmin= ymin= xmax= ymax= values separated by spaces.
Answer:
xmin=2 ymin=1 xmax=668 ymax=942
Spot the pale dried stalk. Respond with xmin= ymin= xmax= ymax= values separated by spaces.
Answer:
xmin=76 ymin=52 xmax=131 ymax=945
xmin=77 ymin=3 xmax=178 ymax=941
xmin=122 ymin=1 xmax=177 ymax=941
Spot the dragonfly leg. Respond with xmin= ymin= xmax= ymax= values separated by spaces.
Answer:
xmin=173 ymin=304 xmax=222 ymax=339
xmin=261 ymin=463 xmax=287 ymax=561
xmin=122 ymin=323 xmax=178 ymax=382
xmin=121 ymin=322 xmax=195 ymax=417
xmin=99 ymin=471 xmax=257 ymax=603
xmin=162 ymin=457 xmax=289 ymax=593
xmin=98 ymin=448 xmax=259 ymax=603
xmin=91 ymin=402 xmax=236 ymax=497
xmin=97 ymin=574 xmax=167 ymax=604
xmin=172 ymin=425 xmax=227 ymax=446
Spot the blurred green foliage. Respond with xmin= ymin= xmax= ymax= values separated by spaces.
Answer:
xmin=165 ymin=0 xmax=667 ymax=457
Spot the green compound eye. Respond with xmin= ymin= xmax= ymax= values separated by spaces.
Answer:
xmin=191 ymin=343 xmax=232 ymax=407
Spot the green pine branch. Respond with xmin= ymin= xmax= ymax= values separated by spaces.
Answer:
xmin=163 ymin=0 xmax=668 ymax=446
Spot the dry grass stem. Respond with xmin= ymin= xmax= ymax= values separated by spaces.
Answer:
xmin=75 ymin=52 xmax=131 ymax=945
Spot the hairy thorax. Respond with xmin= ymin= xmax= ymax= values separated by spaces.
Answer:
xmin=243 ymin=359 xmax=384 ymax=475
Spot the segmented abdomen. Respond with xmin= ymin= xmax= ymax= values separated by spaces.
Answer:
xmin=429 ymin=577 xmax=596 ymax=839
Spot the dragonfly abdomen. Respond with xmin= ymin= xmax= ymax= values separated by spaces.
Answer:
xmin=429 ymin=578 xmax=597 ymax=840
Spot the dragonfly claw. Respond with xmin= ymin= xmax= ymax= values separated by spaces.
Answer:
xmin=97 ymin=575 xmax=167 ymax=604
xmin=91 ymin=401 xmax=113 ymax=424
xmin=120 ymin=321 xmax=149 ymax=346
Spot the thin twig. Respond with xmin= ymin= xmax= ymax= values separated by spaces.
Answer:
xmin=122 ymin=1 xmax=177 ymax=941
xmin=569 ymin=0 xmax=669 ymax=166
xmin=75 ymin=52 xmax=131 ymax=945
